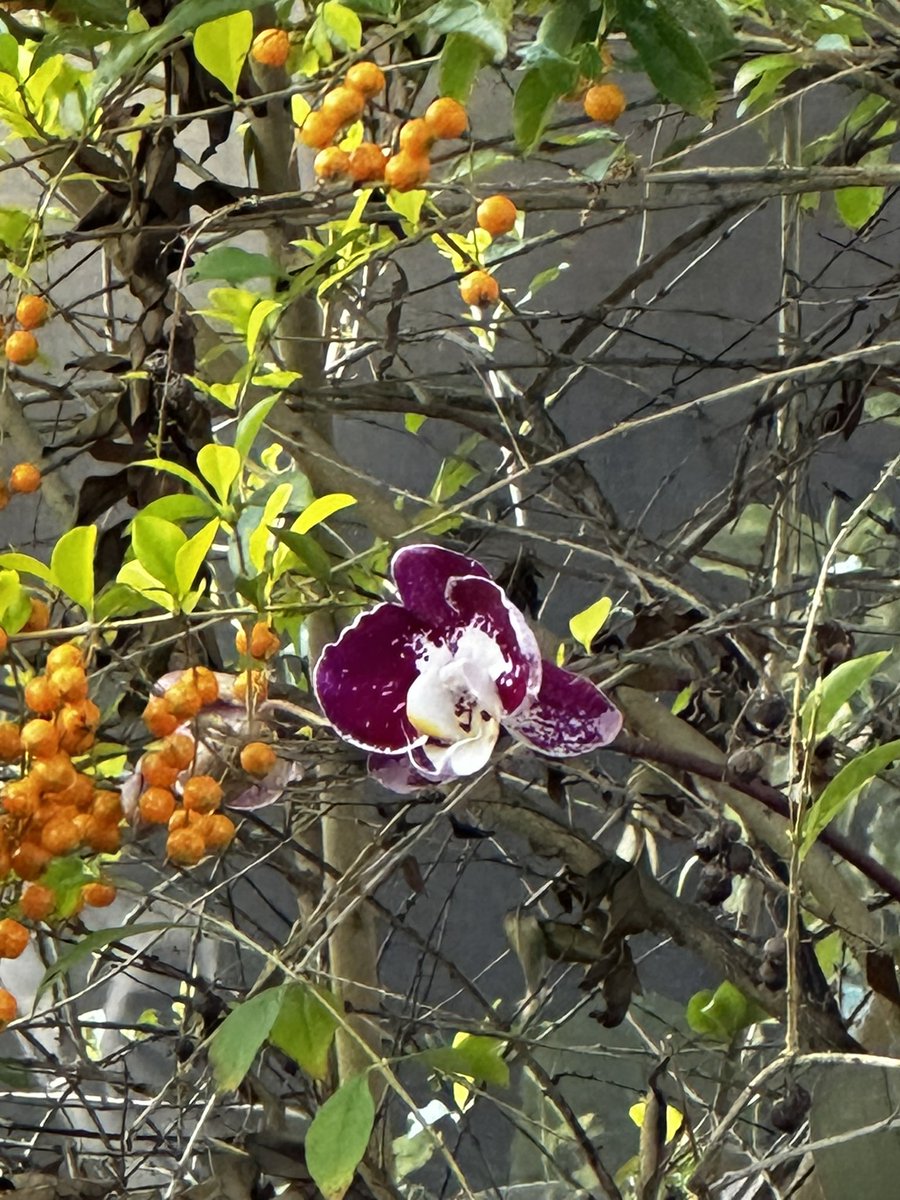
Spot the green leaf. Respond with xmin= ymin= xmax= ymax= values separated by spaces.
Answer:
xmin=800 ymin=650 xmax=891 ymax=739
xmin=38 ymin=923 xmax=173 ymax=999
xmin=513 ymin=67 xmax=561 ymax=153
xmin=295 ymin=492 xmax=357 ymax=534
xmin=246 ymin=298 xmax=283 ymax=354
xmin=38 ymin=855 xmax=95 ymax=919
xmin=269 ymin=981 xmax=340 ymax=1081
xmin=131 ymin=515 xmax=187 ymax=595
xmin=115 ymin=562 xmax=178 ymax=613
xmin=174 ymin=519 xmax=219 ymax=600
xmin=321 ymin=1 xmax=363 ymax=52
xmin=686 ymin=981 xmax=763 ymax=1041
xmin=439 ymin=33 xmax=487 ymax=103
xmin=136 ymin=494 xmax=218 ymax=524
xmin=0 ymin=569 xmax=31 ymax=634
xmin=50 ymin=525 xmax=96 ymax=615
xmin=569 ymin=596 xmax=612 ymax=654
xmin=235 ymin=394 xmax=281 ymax=459
xmin=662 ymin=0 xmax=737 ymax=61
xmin=190 ymin=246 xmax=284 ymax=285
xmin=800 ymin=739 xmax=900 ymax=857
xmin=836 ymin=185 xmax=885 ymax=231
xmin=198 ymin=444 xmax=242 ymax=505
xmin=306 ymin=1074 xmax=375 ymax=1200
xmin=208 ymin=987 xmax=286 ymax=1092
xmin=422 ymin=0 xmax=507 ymax=61
xmin=134 ymin=457 xmax=213 ymax=501
xmin=94 ymin=581 xmax=156 ymax=621
xmin=271 ymin=529 xmax=333 ymax=581
xmin=616 ymin=0 xmax=717 ymax=118
xmin=193 ymin=10 xmax=252 ymax=96
xmin=0 ymin=552 xmax=54 ymax=583
xmin=422 ymin=1035 xmax=509 ymax=1087
xmin=248 ymin=482 xmax=294 ymax=572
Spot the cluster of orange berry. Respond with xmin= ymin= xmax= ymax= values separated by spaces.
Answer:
xmin=3 ymin=294 xmax=50 ymax=368
xmin=298 ymin=60 xmax=388 ymax=184
xmin=0 ymin=460 xmax=41 ymax=511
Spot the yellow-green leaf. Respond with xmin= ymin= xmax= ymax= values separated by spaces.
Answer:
xmin=193 ymin=10 xmax=253 ymax=97
xmin=569 ymin=597 xmax=612 ymax=654
xmin=50 ymin=525 xmax=96 ymax=615
xmin=294 ymin=492 xmax=356 ymax=534
xmin=198 ymin=443 xmax=242 ymax=505
xmin=306 ymin=1073 xmax=375 ymax=1200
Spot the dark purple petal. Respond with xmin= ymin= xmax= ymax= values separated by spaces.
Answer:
xmin=506 ymin=662 xmax=622 ymax=756
xmin=446 ymin=576 xmax=541 ymax=716
xmin=392 ymin=544 xmax=490 ymax=624
xmin=314 ymin=602 xmax=427 ymax=753
xmin=368 ymin=752 xmax=437 ymax=794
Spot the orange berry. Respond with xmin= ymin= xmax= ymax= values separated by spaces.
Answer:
xmin=49 ymin=665 xmax=88 ymax=703
xmin=0 ymin=988 xmax=17 ymax=1025
xmin=182 ymin=775 xmax=223 ymax=814
xmin=24 ymin=675 xmax=62 ymax=716
xmin=203 ymin=812 xmax=236 ymax=851
xmin=20 ymin=883 xmax=56 ymax=922
xmin=166 ymin=827 xmax=206 ymax=866
xmin=11 ymin=841 xmax=50 ymax=881
xmin=314 ymin=146 xmax=351 ymax=180
xmin=0 ymin=844 xmax=10 ymax=878
xmin=9 ymin=462 xmax=41 ymax=494
xmin=141 ymin=751 xmax=181 ymax=790
xmin=424 ymin=96 xmax=468 ymax=139
xmin=186 ymin=666 xmax=219 ymax=707
xmin=142 ymin=695 xmax=178 ymax=738
xmin=346 ymin=60 xmax=385 ymax=98
xmin=139 ymin=787 xmax=177 ymax=825
xmin=250 ymin=621 xmax=280 ymax=660
xmin=31 ymin=752 xmax=76 ymax=794
xmin=298 ymin=108 xmax=340 ymax=149
xmin=81 ymin=881 xmax=116 ymax=908
xmin=92 ymin=790 xmax=123 ymax=824
xmin=0 ymin=722 xmax=22 ymax=761
xmin=0 ymin=485 xmax=7 ymax=510
xmin=240 ymin=741 xmax=277 ymax=777
xmin=22 ymin=597 xmax=50 ymax=633
xmin=41 ymin=816 xmax=80 ymax=856
xmin=72 ymin=812 xmax=100 ymax=845
xmin=348 ymin=142 xmax=387 ymax=183
xmin=168 ymin=808 xmax=189 ymax=832
xmin=4 ymin=330 xmax=39 ymax=365
xmin=0 ymin=918 xmax=29 ymax=958
xmin=234 ymin=670 xmax=267 ymax=703
xmin=21 ymin=718 xmax=60 ymax=758
xmin=87 ymin=822 xmax=120 ymax=853
xmin=159 ymin=732 xmax=195 ymax=771
xmin=0 ymin=626 xmax=6 ymax=655
xmin=583 ymin=82 xmax=626 ymax=124
xmin=15 ymin=294 xmax=49 ymax=330
xmin=250 ymin=27 xmax=290 ymax=68
xmin=399 ymin=117 xmax=434 ymax=156
xmin=459 ymin=270 xmax=500 ymax=307
xmin=45 ymin=642 xmax=83 ymax=672
xmin=54 ymin=771 xmax=94 ymax=809
xmin=2 ymin=778 xmax=38 ymax=817
xmin=56 ymin=702 xmax=98 ymax=756
xmin=476 ymin=194 xmax=518 ymax=237
xmin=384 ymin=151 xmax=430 ymax=192
xmin=322 ymin=85 xmax=366 ymax=125
xmin=164 ymin=680 xmax=203 ymax=720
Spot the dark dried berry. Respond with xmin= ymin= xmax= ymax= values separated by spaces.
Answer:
xmin=722 ymin=820 xmax=742 ymax=844
xmin=747 ymin=694 xmax=787 ymax=731
xmin=697 ymin=865 xmax=733 ymax=905
xmin=727 ymin=843 xmax=753 ymax=875
xmin=694 ymin=830 xmax=725 ymax=862
xmin=770 ymin=1084 xmax=810 ymax=1133
xmin=759 ymin=959 xmax=786 ymax=990
xmin=728 ymin=747 xmax=764 ymax=781
xmin=764 ymin=934 xmax=786 ymax=961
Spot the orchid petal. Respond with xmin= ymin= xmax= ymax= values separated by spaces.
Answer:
xmin=446 ymin=576 xmax=541 ymax=716
xmin=392 ymin=544 xmax=490 ymax=624
xmin=368 ymin=752 xmax=437 ymax=794
xmin=313 ymin=602 xmax=428 ymax=753
xmin=507 ymin=661 xmax=622 ymax=756
xmin=416 ymin=716 xmax=500 ymax=779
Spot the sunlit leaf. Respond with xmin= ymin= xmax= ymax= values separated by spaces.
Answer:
xmin=306 ymin=1073 xmax=375 ymax=1200
xmin=800 ymin=651 xmax=891 ymax=739
xmin=193 ymin=10 xmax=252 ymax=96
xmin=801 ymin=739 xmax=900 ymax=857
xmin=569 ymin=597 xmax=612 ymax=654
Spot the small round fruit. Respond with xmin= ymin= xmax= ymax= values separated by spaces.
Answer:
xmin=0 ymin=989 xmax=17 ymax=1026
xmin=384 ymin=151 xmax=429 ymax=192
xmin=160 ymin=733 xmax=195 ymax=771
xmin=20 ymin=883 xmax=56 ymax=922
xmin=187 ymin=666 xmax=219 ymax=707
xmin=251 ymin=27 xmax=290 ymax=68
xmin=15 ymin=295 xmax=49 ymax=330
xmin=346 ymin=61 xmax=385 ymax=98
xmin=348 ymin=142 xmax=387 ymax=183
xmin=92 ymin=790 xmax=123 ymax=824
xmin=476 ymin=194 xmax=518 ymax=237
xmin=32 ymin=752 xmax=76 ymax=794
xmin=459 ymin=270 xmax=500 ymax=307
xmin=166 ymin=827 xmax=206 ymax=866
xmin=314 ymin=146 xmax=351 ymax=180
xmin=56 ymin=702 xmax=98 ymax=756
xmin=143 ymin=696 xmax=179 ymax=738
xmin=5 ymin=330 xmax=39 ymax=366
xmin=203 ymin=813 xmax=236 ymax=851
xmin=2 ymin=777 xmax=39 ymax=817
xmin=0 ymin=917 xmax=30 ymax=958
xmin=9 ymin=462 xmax=41 ymax=494
xmin=399 ymin=117 xmax=433 ymax=156
xmin=424 ymin=96 xmax=468 ymax=139
xmin=23 ymin=597 xmax=50 ymax=633
xmin=250 ymin=621 xmax=280 ymax=660
xmin=11 ymin=842 xmax=50 ymax=881
xmin=45 ymin=642 xmax=83 ymax=672
xmin=87 ymin=822 xmax=120 ymax=853
xmin=0 ymin=721 xmax=22 ymax=762
xmin=321 ymin=85 xmax=366 ymax=125
xmin=24 ymin=675 xmax=61 ymax=716
xmin=41 ymin=816 xmax=80 ymax=856
xmin=21 ymin=718 xmax=60 ymax=758
xmin=50 ymin=665 xmax=88 ymax=703
xmin=182 ymin=775 xmax=223 ymax=814
xmin=583 ymin=82 xmax=626 ymax=124
xmin=298 ymin=109 xmax=340 ymax=149
xmin=142 ymin=751 xmax=181 ymax=790
xmin=139 ymin=786 xmax=177 ymax=825
xmin=82 ymin=881 xmax=116 ymax=908
xmin=164 ymin=679 xmax=203 ymax=720
xmin=240 ymin=741 xmax=277 ymax=777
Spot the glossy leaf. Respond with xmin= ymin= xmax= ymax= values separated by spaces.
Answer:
xmin=208 ymin=987 xmax=286 ymax=1092
xmin=131 ymin=515 xmax=186 ymax=595
xmin=686 ymin=981 xmax=764 ymax=1041
xmin=269 ymin=981 xmax=340 ymax=1081
xmin=514 ymin=67 xmax=561 ymax=153
xmin=248 ymin=482 xmax=294 ymax=572
xmin=0 ymin=569 xmax=32 ymax=634
xmin=246 ymin=298 xmax=282 ymax=354
xmin=134 ymin=458 xmax=214 ymax=501
xmin=617 ymin=0 xmax=717 ymax=118
xmin=174 ymin=519 xmax=220 ymax=600
xmin=294 ymin=493 xmax=357 ymax=535
xmin=193 ymin=10 xmax=252 ymax=96
xmin=569 ymin=597 xmax=612 ymax=654
xmin=321 ymin=1 xmax=363 ymax=52
xmin=0 ymin=552 xmax=54 ymax=583
xmin=423 ymin=0 xmax=507 ymax=62
xmin=439 ymin=33 xmax=487 ymax=103
xmin=234 ymin=394 xmax=282 ymax=460
xmin=198 ymin=444 xmax=242 ymax=505
xmin=190 ymin=247 xmax=283 ymax=285
xmin=306 ymin=1073 xmax=375 ymax=1200
xmin=50 ymin=525 xmax=96 ymax=615
xmin=800 ymin=650 xmax=891 ymax=739
xmin=801 ymin=739 xmax=900 ymax=857
xmin=423 ymin=1034 xmax=509 ymax=1087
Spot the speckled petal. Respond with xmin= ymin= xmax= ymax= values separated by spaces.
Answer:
xmin=446 ymin=575 xmax=541 ymax=716
xmin=313 ymin=602 xmax=428 ymax=753
xmin=392 ymin=544 xmax=490 ymax=624
xmin=368 ymin=752 xmax=437 ymax=794
xmin=506 ymin=662 xmax=622 ymax=756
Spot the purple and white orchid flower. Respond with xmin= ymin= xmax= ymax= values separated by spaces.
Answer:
xmin=313 ymin=545 xmax=622 ymax=792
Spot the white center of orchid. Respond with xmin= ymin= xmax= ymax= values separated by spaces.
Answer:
xmin=406 ymin=627 xmax=509 ymax=776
